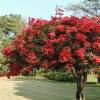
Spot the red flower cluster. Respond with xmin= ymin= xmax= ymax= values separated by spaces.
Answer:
xmin=56 ymin=25 xmax=65 ymax=32
xmin=3 ymin=45 xmax=14 ymax=57
xmin=61 ymin=16 xmax=69 ymax=24
xmin=76 ymin=48 xmax=85 ymax=59
xmin=93 ymin=42 xmax=100 ymax=51
xmin=93 ymin=56 xmax=100 ymax=63
xmin=58 ymin=34 xmax=68 ymax=43
xmin=75 ymin=33 xmax=87 ymax=42
xmin=7 ymin=63 xmax=22 ymax=78
xmin=42 ymin=46 xmax=55 ymax=58
xmin=59 ymin=47 xmax=71 ymax=62
xmin=77 ymin=16 xmax=94 ymax=33
xmin=26 ymin=52 xmax=37 ymax=64
xmin=95 ymin=24 xmax=100 ymax=34
xmin=48 ymin=32 xmax=56 ymax=39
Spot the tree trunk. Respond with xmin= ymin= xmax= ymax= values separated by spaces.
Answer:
xmin=76 ymin=71 xmax=87 ymax=100
xmin=76 ymin=84 xmax=85 ymax=100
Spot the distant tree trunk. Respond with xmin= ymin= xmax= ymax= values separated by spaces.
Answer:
xmin=33 ymin=68 xmax=36 ymax=77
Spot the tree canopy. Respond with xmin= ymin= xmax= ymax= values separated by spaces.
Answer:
xmin=3 ymin=16 xmax=100 ymax=100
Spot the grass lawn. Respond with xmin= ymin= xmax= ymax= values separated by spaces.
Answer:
xmin=12 ymin=77 xmax=100 ymax=100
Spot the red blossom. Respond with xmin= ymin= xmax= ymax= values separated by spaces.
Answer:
xmin=95 ymin=24 xmax=100 ymax=34
xmin=3 ymin=45 xmax=14 ymax=57
xmin=58 ymin=34 xmax=68 ymax=43
xmin=42 ymin=46 xmax=55 ymax=57
xmin=94 ymin=37 xmax=100 ymax=42
xmin=7 ymin=62 xmax=22 ymax=78
xmin=77 ymin=17 xmax=94 ymax=33
xmin=75 ymin=33 xmax=87 ymax=42
xmin=68 ymin=16 xmax=79 ymax=26
xmin=93 ymin=42 xmax=100 ymax=51
xmin=26 ymin=52 xmax=37 ymax=64
xmin=44 ymin=39 xmax=57 ymax=45
xmin=67 ymin=26 xmax=77 ymax=33
xmin=50 ymin=60 xmax=56 ymax=66
xmin=84 ymin=41 xmax=91 ymax=48
xmin=76 ymin=48 xmax=85 ymax=59
xmin=59 ymin=47 xmax=71 ymax=62
xmin=93 ymin=56 xmax=100 ymax=63
xmin=56 ymin=25 xmax=65 ymax=32
xmin=61 ymin=16 xmax=69 ymax=24
xmin=48 ymin=32 xmax=56 ymax=38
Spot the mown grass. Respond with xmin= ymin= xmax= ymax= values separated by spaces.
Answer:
xmin=12 ymin=76 xmax=100 ymax=100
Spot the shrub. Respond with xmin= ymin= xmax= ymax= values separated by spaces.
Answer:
xmin=97 ymin=75 xmax=100 ymax=83
xmin=45 ymin=71 xmax=75 ymax=82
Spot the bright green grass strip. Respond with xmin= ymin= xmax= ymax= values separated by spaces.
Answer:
xmin=87 ymin=75 xmax=97 ymax=83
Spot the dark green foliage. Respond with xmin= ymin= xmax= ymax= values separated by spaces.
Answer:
xmin=97 ymin=78 xmax=100 ymax=83
xmin=45 ymin=71 xmax=75 ymax=82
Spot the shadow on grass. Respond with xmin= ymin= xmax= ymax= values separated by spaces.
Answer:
xmin=14 ymin=78 xmax=76 ymax=100
xmin=13 ymin=77 xmax=100 ymax=100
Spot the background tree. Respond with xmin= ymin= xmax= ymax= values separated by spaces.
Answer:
xmin=64 ymin=0 xmax=100 ymax=17
xmin=0 ymin=14 xmax=26 ymax=72
xmin=0 ymin=14 xmax=26 ymax=36
xmin=0 ymin=31 xmax=10 ymax=73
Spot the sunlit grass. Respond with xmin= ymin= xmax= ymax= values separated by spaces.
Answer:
xmin=11 ymin=76 xmax=100 ymax=100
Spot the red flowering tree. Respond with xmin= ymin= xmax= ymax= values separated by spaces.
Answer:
xmin=3 ymin=16 xmax=100 ymax=100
